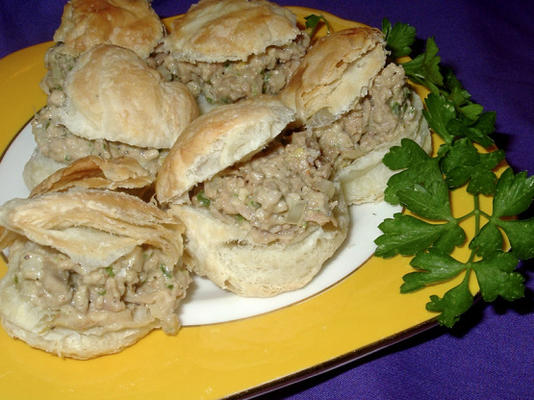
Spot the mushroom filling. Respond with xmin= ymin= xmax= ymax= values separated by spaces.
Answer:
xmin=7 ymin=239 xmax=189 ymax=335
xmin=315 ymin=63 xmax=421 ymax=170
xmin=191 ymin=130 xmax=340 ymax=244
xmin=158 ymin=34 xmax=310 ymax=104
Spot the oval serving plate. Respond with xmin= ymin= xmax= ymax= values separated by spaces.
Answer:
xmin=0 ymin=7 xmax=487 ymax=400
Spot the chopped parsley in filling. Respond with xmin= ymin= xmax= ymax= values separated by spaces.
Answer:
xmin=191 ymin=130 xmax=340 ymax=244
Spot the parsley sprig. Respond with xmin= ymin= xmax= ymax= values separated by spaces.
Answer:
xmin=377 ymin=19 xmax=533 ymax=327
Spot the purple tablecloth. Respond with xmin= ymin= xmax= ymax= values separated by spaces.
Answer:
xmin=1 ymin=1 xmax=533 ymax=399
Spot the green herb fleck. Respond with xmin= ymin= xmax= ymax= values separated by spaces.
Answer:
xmin=234 ymin=214 xmax=245 ymax=223
xmin=390 ymin=101 xmax=401 ymax=115
xmin=160 ymin=264 xmax=172 ymax=278
xmin=105 ymin=266 xmax=115 ymax=277
xmin=248 ymin=198 xmax=261 ymax=209
xmin=196 ymin=191 xmax=211 ymax=207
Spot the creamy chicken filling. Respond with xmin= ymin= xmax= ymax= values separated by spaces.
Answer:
xmin=40 ymin=44 xmax=77 ymax=95
xmin=8 ymin=239 xmax=189 ymax=335
xmin=191 ymin=130 xmax=339 ymax=244
xmin=315 ymin=63 xmax=420 ymax=170
xmin=31 ymin=92 xmax=168 ymax=175
xmin=158 ymin=34 xmax=309 ymax=104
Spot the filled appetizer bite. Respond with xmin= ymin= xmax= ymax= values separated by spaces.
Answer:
xmin=280 ymin=27 xmax=432 ymax=204
xmin=156 ymin=0 xmax=310 ymax=109
xmin=25 ymin=44 xmax=199 ymax=189
xmin=41 ymin=0 xmax=165 ymax=94
xmin=0 ymin=186 xmax=190 ymax=359
xmin=156 ymin=96 xmax=349 ymax=297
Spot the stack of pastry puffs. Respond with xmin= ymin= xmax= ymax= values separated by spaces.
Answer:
xmin=0 ymin=0 xmax=430 ymax=358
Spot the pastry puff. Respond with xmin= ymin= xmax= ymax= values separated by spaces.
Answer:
xmin=0 ymin=189 xmax=190 ymax=359
xmin=30 ymin=155 xmax=154 ymax=198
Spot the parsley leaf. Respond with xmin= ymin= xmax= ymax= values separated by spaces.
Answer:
xmin=496 ymin=218 xmax=534 ymax=260
xmin=304 ymin=14 xmax=332 ymax=36
xmin=382 ymin=18 xmax=416 ymax=58
xmin=401 ymin=249 xmax=466 ymax=293
xmin=448 ymin=111 xmax=496 ymax=148
xmin=459 ymin=103 xmax=484 ymax=120
xmin=469 ymin=222 xmax=503 ymax=258
xmin=492 ymin=168 xmax=534 ymax=217
xmin=384 ymin=139 xmax=451 ymax=220
xmin=467 ymin=165 xmax=499 ymax=195
xmin=441 ymin=138 xmax=504 ymax=195
xmin=383 ymin=136 xmax=429 ymax=169
xmin=491 ymin=168 xmax=534 ymax=258
xmin=422 ymin=93 xmax=456 ymax=144
xmin=426 ymin=272 xmax=474 ymax=328
xmin=433 ymin=223 xmax=466 ymax=254
xmin=443 ymin=69 xmax=473 ymax=108
xmin=440 ymin=138 xmax=481 ymax=188
xmin=395 ymin=179 xmax=451 ymax=220
xmin=402 ymin=37 xmax=443 ymax=93
xmin=471 ymin=252 xmax=524 ymax=302
xmin=376 ymin=214 xmax=454 ymax=258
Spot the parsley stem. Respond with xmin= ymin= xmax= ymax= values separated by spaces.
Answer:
xmin=473 ymin=195 xmax=481 ymax=236
xmin=466 ymin=195 xmax=481 ymax=265
xmin=462 ymin=268 xmax=474 ymax=293
xmin=457 ymin=195 xmax=483 ymax=230
xmin=467 ymin=249 xmax=476 ymax=264
xmin=455 ymin=211 xmax=475 ymax=222
xmin=478 ymin=210 xmax=492 ymax=220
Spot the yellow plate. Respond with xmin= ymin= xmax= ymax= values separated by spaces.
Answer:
xmin=0 ymin=7 xmax=488 ymax=400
